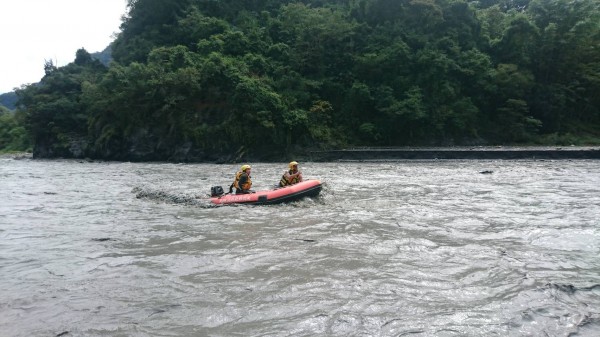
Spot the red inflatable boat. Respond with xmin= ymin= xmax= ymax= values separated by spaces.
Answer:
xmin=210 ymin=180 xmax=322 ymax=205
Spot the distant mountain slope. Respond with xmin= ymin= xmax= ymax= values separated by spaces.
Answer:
xmin=91 ymin=44 xmax=112 ymax=66
xmin=0 ymin=92 xmax=17 ymax=110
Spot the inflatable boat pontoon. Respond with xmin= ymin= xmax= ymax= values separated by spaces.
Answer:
xmin=210 ymin=180 xmax=322 ymax=205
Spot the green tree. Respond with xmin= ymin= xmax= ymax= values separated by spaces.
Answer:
xmin=0 ymin=107 xmax=31 ymax=152
xmin=15 ymin=0 xmax=600 ymax=160
xmin=528 ymin=0 xmax=600 ymax=134
xmin=17 ymin=49 xmax=106 ymax=158
xmin=112 ymin=0 xmax=193 ymax=64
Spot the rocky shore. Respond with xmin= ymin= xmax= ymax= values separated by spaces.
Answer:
xmin=5 ymin=147 xmax=600 ymax=162
xmin=0 ymin=152 xmax=33 ymax=160
xmin=308 ymin=146 xmax=600 ymax=161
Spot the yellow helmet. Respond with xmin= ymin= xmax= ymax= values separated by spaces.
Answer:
xmin=241 ymin=164 xmax=251 ymax=171
xmin=289 ymin=161 xmax=298 ymax=169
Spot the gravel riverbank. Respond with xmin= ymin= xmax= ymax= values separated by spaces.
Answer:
xmin=308 ymin=146 xmax=600 ymax=161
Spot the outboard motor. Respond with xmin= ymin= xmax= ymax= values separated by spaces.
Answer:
xmin=210 ymin=186 xmax=224 ymax=197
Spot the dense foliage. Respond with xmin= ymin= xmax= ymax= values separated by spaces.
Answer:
xmin=8 ymin=0 xmax=600 ymax=160
xmin=0 ymin=106 xmax=30 ymax=153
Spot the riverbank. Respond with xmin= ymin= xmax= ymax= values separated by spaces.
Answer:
xmin=4 ymin=147 xmax=600 ymax=162
xmin=308 ymin=146 xmax=600 ymax=161
xmin=0 ymin=152 xmax=32 ymax=160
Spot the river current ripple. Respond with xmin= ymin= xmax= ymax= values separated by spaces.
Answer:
xmin=1 ymin=158 xmax=599 ymax=336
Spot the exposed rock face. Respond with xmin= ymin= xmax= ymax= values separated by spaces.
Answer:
xmin=32 ymin=128 xmax=216 ymax=162
xmin=33 ymin=134 xmax=88 ymax=159
xmin=68 ymin=137 xmax=88 ymax=158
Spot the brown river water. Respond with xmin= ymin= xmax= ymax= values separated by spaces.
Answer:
xmin=1 ymin=158 xmax=599 ymax=336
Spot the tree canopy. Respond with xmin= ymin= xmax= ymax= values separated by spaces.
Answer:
xmin=7 ymin=0 xmax=600 ymax=160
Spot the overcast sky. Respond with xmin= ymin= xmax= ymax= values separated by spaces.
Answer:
xmin=0 ymin=0 xmax=127 ymax=93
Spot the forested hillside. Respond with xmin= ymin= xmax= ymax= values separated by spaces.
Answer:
xmin=7 ymin=0 xmax=600 ymax=161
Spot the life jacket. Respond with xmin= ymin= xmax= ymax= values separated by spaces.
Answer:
xmin=279 ymin=170 xmax=300 ymax=187
xmin=232 ymin=171 xmax=252 ymax=191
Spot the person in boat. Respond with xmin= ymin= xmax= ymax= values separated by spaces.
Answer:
xmin=279 ymin=161 xmax=303 ymax=187
xmin=230 ymin=164 xmax=253 ymax=194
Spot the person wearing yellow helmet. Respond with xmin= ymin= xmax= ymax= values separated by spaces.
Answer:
xmin=230 ymin=164 xmax=253 ymax=194
xmin=279 ymin=161 xmax=303 ymax=187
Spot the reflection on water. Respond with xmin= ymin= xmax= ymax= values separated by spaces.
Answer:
xmin=1 ymin=158 xmax=599 ymax=336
